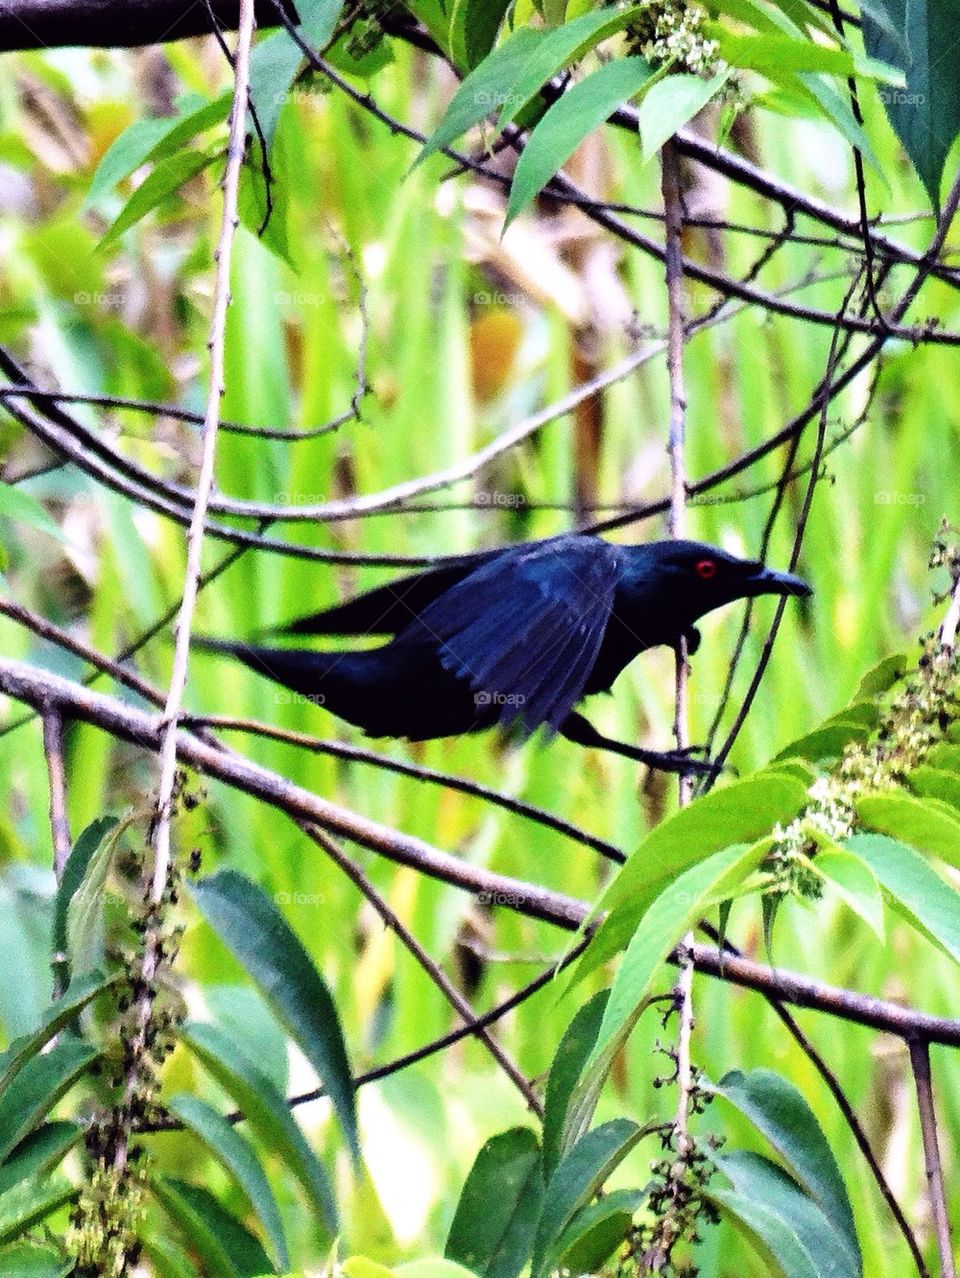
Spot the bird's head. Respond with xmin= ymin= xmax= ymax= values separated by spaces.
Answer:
xmin=628 ymin=539 xmax=812 ymax=630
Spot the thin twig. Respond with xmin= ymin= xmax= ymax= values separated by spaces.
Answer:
xmin=118 ymin=0 xmax=257 ymax=1198
xmin=304 ymin=823 xmax=544 ymax=1115
xmin=41 ymin=707 xmax=71 ymax=883
xmin=908 ymin=1038 xmax=956 ymax=1278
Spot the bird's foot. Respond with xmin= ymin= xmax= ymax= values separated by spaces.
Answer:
xmin=646 ymin=748 xmax=727 ymax=777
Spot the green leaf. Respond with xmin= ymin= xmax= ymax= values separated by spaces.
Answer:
xmin=496 ymin=6 xmax=643 ymax=133
xmin=0 ymin=972 xmax=114 ymax=1100
xmin=65 ymin=815 xmax=127 ymax=980
xmin=179 ymin=1020 xmax=336 ymax=1232
xmin=636 ymin=71 xmax=730 ymax=158
xmin=85 ymin=117 xmax=172 ymax=203
xmin=714 ymin=1070 xmax=859 ymax=1271
xmin=711 ymin=28 xmax=902 ymax=82
xmin=86 ymin=94 xmax=232 ymax=206
xmin=530 ymin=1119 xmax=642 ymax=1278
xmin=448 ymin=0 xmax=513 ymax=70
xmin=505 ymin=59 xmax=653 ymax=227
xmin=927 ymin=742 xmax=960 ymax=774
xmin=445 ymin=1128 xmax=542 ymax=1278
xmin=712 ymin=1150 xmax=861 ymax=1277
xmin=99 ymin=150 xmax=215 ymax=246
xmin=542 ymin=990 xmax=608 ymax=1180
xmin=0 ymin=1241 xmax=72 ymax=1277
xmin=190 ymin=870 xmax=357 ymax=1158
xmin=810 ymin=849 xmax=885 ymax=941
xmin=416 ymin=26 xmax=546 ymax=165
xmin=708 ymin=1185 xmax=817 ymax=1278
xmin=0 ymin=483 xmax=65 ymax=544
xmin=907 ymin=766 xmax=960 ymax=812
xmin=845 ymin=833 xmax=960 ymax=967
xmin=855 ymin=792 xmax=960 ymax=868
xmin=52 ymin=816 xmax=117 ymax=976
xmin=777 ymin=715 xmax=874 ymax=761
xmin=0 ymin=1040 xmax=97 ymax=1161
xmin=584 ymin=840 xmax=774 ymax=1083
xmin=0 ymin=1123 xmax=81 ymax=1198
xmin=151 ymin=1176 xmax=276 ymax=1278
xmin=854 ymin=652 xmax=907 ymax=699
xmin=552 ymin=1188 xmax=642 ymax=1274
xmin=863 ymin=0 xmax=960 ymax=207
xmin=167 ymin=1094 xmax=288 ymax=1269
xmin=0 ymin=1176 xmax=77 ymax=1248
xmin=575 ymin=772 xmax=803 ymax=982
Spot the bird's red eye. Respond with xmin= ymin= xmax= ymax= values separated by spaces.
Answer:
xmin=695 ymin=559 xmax=717 ymax=579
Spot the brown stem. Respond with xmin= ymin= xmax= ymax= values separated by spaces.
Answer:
xmin=41 ymin=707 xmax=71 ymax=881
xmin=908 ymin=1039 xmax=955 ymax=1278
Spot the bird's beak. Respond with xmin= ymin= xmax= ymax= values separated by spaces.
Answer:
xmin=745 ymin=563 xmax=813 ymax=598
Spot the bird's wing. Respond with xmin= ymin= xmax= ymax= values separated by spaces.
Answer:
xmin=274 ymin=549 xmax=506 ymax=637
xmin=409 ymin=535 xmax=620 ymax=735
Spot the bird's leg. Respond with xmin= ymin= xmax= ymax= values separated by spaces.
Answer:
xmin=558 ymin=712 xmax=720 ymax=776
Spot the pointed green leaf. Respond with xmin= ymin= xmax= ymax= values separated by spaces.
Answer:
xmin=52 ymin=816 xmax=117 ymax=974
xmin=908 ymin=766 xmax=960 ymax=811
xmin=190 ymin=870 xmax=357 ymax=1158
xmin=0 ymin=972 xmax=115 ymax=1100
xmin=854 ymin=652 xmax=907 ymax=700
xmin=167 ymin=1094 xmax=288 ymax=1269
xmin=151 ymin=1176 xmax=275 ymax=1278
xmin=99 ymin=150 xmax=215 ymax=246
xmin=65 ymin=816 xmax=128 ymax=980
xmin=0 ymin=1041 xmax=97 ymax=1161
xmin=855 ymin=792 xmax=960 ymax=868
xmin=179 ymin=1020 xmax=336 ymax=1232
xmin=580 ymin=772 xmax=805 ymax=980
xmin=0 ymin=1176 xmax=77 ymax=1248
xmin=506 ymin=59 xmax=653 ymax=227
xmin=496 ymin=6 xmax=644 ymax=134
xmin=712 ymin=1150 xmax=861 ymax=1276
xmin=863 ymin=0 xmax=960 ymax=207
xmin=809 ymin=849 xmax=885 ymax=940
xmin=585 ymin=840 xmax=773 ymax=1079
xmin=636 ymin=71 xmax=730 ymax=159
xmin=416 ymin=26 xmax=545 ymax=165
xmin=448 ymin=0 xmax=513 ymax=70
xmin=714 ymin=1069 xmax=859 ymax=1270
xmin=0 ymin=1123 xmax=81 ymax=1198
xmin=542 ymin=990 xmax=608 ymax=1180
xmin=845 ymin=833 xmax=960 ymax=967
xmin=551 ymin=1188 xmax=642 ymax=1274
xmin=445 ymin=1127 xmax=542 ymax=1278
xmin=531 ymin=1120 xmax=642 ymax=1278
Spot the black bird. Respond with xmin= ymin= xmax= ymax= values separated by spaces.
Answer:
xmin=196 ymin=535 xmax=811 ymax=774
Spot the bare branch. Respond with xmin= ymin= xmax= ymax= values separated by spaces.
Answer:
xmin=908 ymin=1038 xmax=956 ymax=1278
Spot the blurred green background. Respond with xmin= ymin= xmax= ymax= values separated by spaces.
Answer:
xmin=1 ymin=29 xmax=959 ymax=1275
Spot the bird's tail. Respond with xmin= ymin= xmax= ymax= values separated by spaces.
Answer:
xmin=192 ymin=636 xmax=343 ymax=704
